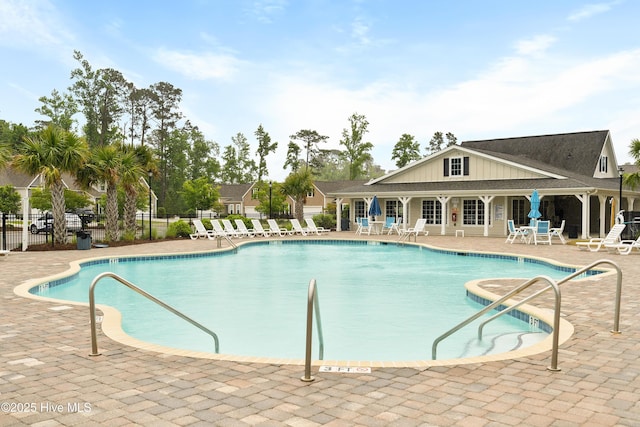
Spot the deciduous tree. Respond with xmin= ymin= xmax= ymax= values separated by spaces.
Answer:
xmin=339 ymin=113 xmax=373 ymax=180
xmin=392 ymin=133 xmax=421 ymax=168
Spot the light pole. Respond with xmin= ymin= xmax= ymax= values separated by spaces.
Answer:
xmin=269 ymin=181 xmax=273 ymax=219
xmin=618 ymin=166 xmax=624 ymax=222
xmin=148 ymin=170 xmax=153 ymax=241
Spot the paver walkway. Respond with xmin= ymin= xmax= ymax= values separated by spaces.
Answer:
xmin=1 ymin=233 xmax=639 ymax=426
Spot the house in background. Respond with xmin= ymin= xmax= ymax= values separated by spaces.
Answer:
xmin=330 ymin=130 xmax=640 ymax=239
xmin=216 ymin=181 xmax=365 ymax=219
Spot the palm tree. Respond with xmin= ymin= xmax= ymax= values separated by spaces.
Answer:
xmin=623 ymin=138 xmax=640 ymax=189
xmin=86 ymin=145 xmax=123 ymax=241
xmin=281 ymin=169 xmax=314 ymax=221
xmin=119 ymin=143 xmax=152 ymax=236
xmin=13 ymin=126 xmax=88 ymax=244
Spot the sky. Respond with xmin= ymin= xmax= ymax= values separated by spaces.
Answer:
xmin=1 ymin=0 xmax=639 ymax=181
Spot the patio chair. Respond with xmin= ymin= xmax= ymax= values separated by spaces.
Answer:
xmin=189 ymin=219 xmax=216 ymax=240
xmin=305 ymin=218 xmax=329 ymax=235
xmin=251 ymin=219 xmax=271 ymax=237
xmin=235 ymin=219 xmax=256 ymax=238
xmin=576 ymin=223 xmax=626 ymax=252
xmin=381 ymin=217 xmax=400 ymax=235
xmin=222 ymin=219 xmax=241 ymax=238
xmin=267 ymin=219 xmax=291 ymax=236
xmin=505 ymin=219 xmax=526 ymax=244
xmin=398 ymin=218 xmax=428 ymax=242
xmin=290 ymin=218 xmax=308 ymax=236
xmin=549 ymin=220 xmax=566 ymax=244
xmin=357 ymin=217 xmax=372 ymax=235
xmin=605 ymin=234 xmax=640 ymax=255
xmin=533 ymin=220 xmax=552 ymax=245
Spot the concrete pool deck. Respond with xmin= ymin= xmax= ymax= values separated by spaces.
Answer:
xmin=1 ymin=232 xmax=639 ymax=425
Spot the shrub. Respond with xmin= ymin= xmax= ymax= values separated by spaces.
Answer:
xmin=166 ymin=220 xmax=192 ymax=238
xmin=226 ymin=214 xmax=251 ymax=229
xmin=201 ymin=218 xmax=213 ymax=229
xmin=313 ymin=213 xmax=336 ymax=230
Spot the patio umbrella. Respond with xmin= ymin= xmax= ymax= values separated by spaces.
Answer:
xmin=528 ymin=189 xmax=541 ymax=220
xmin=368 ymin=196 xmax=382 ymax=219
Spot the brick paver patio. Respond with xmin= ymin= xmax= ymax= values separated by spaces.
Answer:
xmin=1 ymin=233 xmax=639 ymax=426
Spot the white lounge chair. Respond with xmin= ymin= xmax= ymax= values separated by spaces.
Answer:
xmin=189 ymin=219 xmax=216 ymax=240
xmin=576 ymin=224 xmax=626 ymax=252
xmin=533 ymin=220 xmax=552 ymax=245
xmin=210 ymin=219 xmax=229 ymax=237
xmin=235 ymin=219 xmax=256 ymax=238
xmin=267 ymin=219 xmax=290 ymax=236
xmin=222 ymin=219 xmax=240 ymax=238
xmin=606 ymin=234 xmax=640 ymax=255
xmin=251 ymin=219 xmax=271 ymax=237
xmin=549 ymin=220 xmax=566 ymax=244
xmin=399 ymin=218 xmax=428 ymax=242
xmin=290 ymin=218 xmax=308 ymax=236
xmin=305 ymin=218 xmax=329 ymax=235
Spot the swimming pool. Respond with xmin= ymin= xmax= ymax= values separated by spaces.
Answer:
xmin=31 ymin=240 xmax=585 ymax=362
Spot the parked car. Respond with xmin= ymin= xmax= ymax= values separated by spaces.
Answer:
xmin=30 ymin=212 xmax=83 ymax=234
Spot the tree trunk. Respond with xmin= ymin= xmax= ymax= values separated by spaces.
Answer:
xmin=123 ymin=187 xmax=138 ymax=235
xmin=105 ymin=183 xmax=120 ymax=241
xmin=50 ymin=180 xmax=67 ymax=244
xmin=295 ymin=195 xmax=305 ymax=222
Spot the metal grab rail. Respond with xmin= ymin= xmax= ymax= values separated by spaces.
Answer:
xmin=301 ymin=279 xmax=325 ymax=382
xmin=478 ymin=259 xmax=622 ymax=339
xmin=432 ymin=275 xmax=563 ymax=371
xmin=89 ymin=272 xmax=219 ymax=356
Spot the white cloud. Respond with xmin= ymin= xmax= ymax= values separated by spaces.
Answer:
xmin=153 ymin=48 xmax=244 ymax=81
xmin=0 ymin=0 xmax=73 ymax=48
xmin=568 ymin=2 xmax=616 ymax=22
xmin=514 ymin=35 xmax=556 ymax=56
xmin=248 ymin=0 xmax=287 ymax=23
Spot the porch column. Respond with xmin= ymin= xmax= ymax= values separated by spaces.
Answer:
xmin=598 ymin=195 xmax=607 ymax=237
xmin=336 ymin=198 xmax=344 ymax=231
xmin=575 ymin=193 xmax=590 ymax=239
xmin=363 ymin=197 xmax=372 ymax=218
xmin=437 ymin=196 xmax=451 ymax=235
xmin=399 ymin=197 xmax=412 ymax=229
xmin=479 ymin=195 xmax=495 ymax=236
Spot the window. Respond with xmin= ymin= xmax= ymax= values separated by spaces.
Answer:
xmin=354 ymin=200 xmax=366 ymax=220
xmin=385 ymin=200 xmax=400 ymax=220
xmin=463 ymin=199 xmax=488 ymax=225
xmin=422 ymin=200 xmax=442 ymax=224
xmin=443 ymin=156 xmax=470 ymax=177
xmin=512 ymin=199 xmax=527 ymax=226
xmin=599 ymin=155 xmax=608 ymax=173
xmin=251 ymin=188 xmax=259 ymax=199
xmin=228 ymin=204 xmax=234 ymax=214
xmin=307 ymin=188 xmax=315 ymax=198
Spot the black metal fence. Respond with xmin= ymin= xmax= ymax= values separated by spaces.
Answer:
xmin=0 ymin=212 xmax=179 ymax=251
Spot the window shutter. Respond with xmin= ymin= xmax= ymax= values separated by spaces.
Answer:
xmin=463 ymin=157 xmax=470 ymax=176
xmin=443 ymin=158 xmax=449 ymax=176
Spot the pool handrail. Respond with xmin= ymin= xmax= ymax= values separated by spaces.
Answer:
xmin=477 ymin=259 xmax=622 ymax=339
xmin=302 ymin=279 xmax=324 ymax=382
xmin=89 ymin=271 xmax=219 ymax=356
xmin=432 ymin=275 xmax=563 ymax=371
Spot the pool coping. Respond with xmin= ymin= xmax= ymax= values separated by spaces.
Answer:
xmin=13 ymin=237 xmax=611 ymax=368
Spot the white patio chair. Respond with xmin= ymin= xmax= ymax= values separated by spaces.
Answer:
xmin=398 ymin=218 xmax=428 ymax=242
xmin=235 ymin=219 xmax=256 ymax=238
xmin=533 ymin=220 xmax=552 ymax=245
xmin=290 ymin=218 xmax=308 ymax=236
xmin=267 ymin=219 xmax=291 ymax=236
xmin=305 ymin=218 xmax=329 ymax=235
xmin=251 ymin=219 xmax=271 ymax=237
xmin=549 ymin=220 xmax=566 ymax=244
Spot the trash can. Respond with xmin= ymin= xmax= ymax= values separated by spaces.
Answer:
xmin=340 ymin=218 xmax=350 ymax=231
xmin=567 ymin=224 xmax=578 ymax=239
xmin=76 ymin=230 xmax=91 ymax=250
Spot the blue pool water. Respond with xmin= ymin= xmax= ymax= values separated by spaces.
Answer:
xmin=33 ymin=240 xmax=582 ymax=361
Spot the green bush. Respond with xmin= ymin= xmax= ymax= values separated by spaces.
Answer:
xmin=166 ymin=220 xmax=192 ymax=238
xmin=313 ymin=213 xmax=336 ymax=230
xmin=226 ymin=214 xmax=251 ymax=229
xmin=201 ymin=218 xmax=213 ymax=229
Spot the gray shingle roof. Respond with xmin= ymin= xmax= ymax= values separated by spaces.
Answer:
xmin=461 ymin=130 xmax=609 ymax=177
